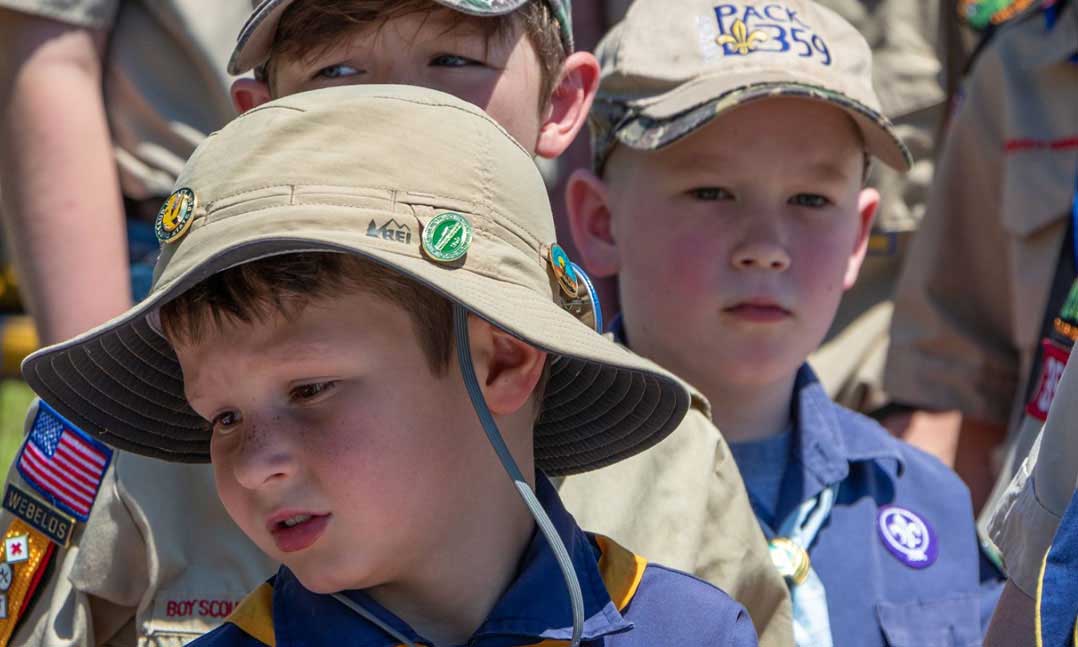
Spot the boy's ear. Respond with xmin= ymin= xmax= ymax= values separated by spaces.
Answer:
xmin=468 ymin=317 xmax=547 ymax=417
xmin=534 ymin=51 xmax=600 ymax=160
xmin=566 ymin=168 xmax=620 ymax=278
xmin=843 ymin=187 xmax=880 ymax=290
xmin=231 ymin=78 xmax=273 ymax=114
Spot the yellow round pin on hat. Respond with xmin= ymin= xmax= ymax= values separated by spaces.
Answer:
xmin=155 ymin=188 xmax=198 ymax=244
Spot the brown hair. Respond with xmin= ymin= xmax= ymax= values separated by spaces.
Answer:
xmin=158 ymin=252 xmax=455 ymax=374
xmin=266 ymin=0 xmax=567 ymax=108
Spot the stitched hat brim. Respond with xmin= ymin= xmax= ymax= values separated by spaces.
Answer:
xmin=22 ymin=205 xmax=688 ymax=476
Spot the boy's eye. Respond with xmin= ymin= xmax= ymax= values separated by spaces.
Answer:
xmin=689 ymin=187 xmax=734 ymax=201
xmin=290 ymin=381 xmax=338 ymax=402
xmin=430 ymin=54 xmax=480 ymax=68
xmin=315 ymin=64 xmax=362 ymax=80
xmin=790 ymin=193 xmax=831 ymax=208
xmin=212 ymin=411 xmax=242 ymax=435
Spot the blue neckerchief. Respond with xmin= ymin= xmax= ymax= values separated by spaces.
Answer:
xmin=772 ymin=366 xmax=905 ymax=526
xmin=270 ymin=475 xmax=632 ymax=647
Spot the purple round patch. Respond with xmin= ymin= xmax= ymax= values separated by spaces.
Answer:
xmin=877 ymin=505 xmax=938 ymax=569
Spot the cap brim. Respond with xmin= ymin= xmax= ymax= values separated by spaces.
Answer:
xmin=22 ymin=205 xmax=688 ymax=476
xmin=229 ymin=0 xmax=295 ymax=76
xmin=610 ymin=72 xmax=912 ymax=172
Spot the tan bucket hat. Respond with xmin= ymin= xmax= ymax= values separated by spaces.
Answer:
xmin=20 ymin=85 xmax=689 ymax=476
xmin=228 ymin=0 xmax=574 ymax=76
xmin=589 ymin=0 xmax=913 ymax=173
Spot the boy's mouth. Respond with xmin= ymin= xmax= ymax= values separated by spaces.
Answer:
xmin=267 ymin=511 xmax=332 ymax=553
xmin=723 ymin=300 xmax=792 ymax=323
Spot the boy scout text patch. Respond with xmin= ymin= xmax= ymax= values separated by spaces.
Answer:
xmin=708 ymin=3 xmax=833 ymax=65
xmin=16 ymin=401 xmax=112 ymax=522
xmin=2 ymin=484 xmax=74 ymax=547
xmin=0 ymin=520 xmax=55 ymax=646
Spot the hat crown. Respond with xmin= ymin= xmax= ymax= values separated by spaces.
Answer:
xmin=598 ymin=0 xmax=879 ymax=111
xmin=153 ymin=85 xmax=554 ymax=293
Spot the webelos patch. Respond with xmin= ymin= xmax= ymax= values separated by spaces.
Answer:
xmin=16 ymin=401 xmax=112 ymax=522
xmin=706 ymin=3 xmax=833 ymax=65
xmin=877 ymin=505 xmax=938 ymax=569
xmin=2 ymin=484 xmax=75 ymax=548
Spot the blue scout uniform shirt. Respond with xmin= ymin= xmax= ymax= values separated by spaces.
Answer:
xmin=749 ymin=364 xmax=1002 ymax=646
xmin=190 ymin=475 xmax=758 ymax=647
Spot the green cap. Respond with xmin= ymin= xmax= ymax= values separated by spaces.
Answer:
xmin=21 ymin=85 xmax=690 ymax=475
xmin=229 ymin=0 xmax=573 ymax=75
xmin=589 ymin=0 xmax=912 ymax=173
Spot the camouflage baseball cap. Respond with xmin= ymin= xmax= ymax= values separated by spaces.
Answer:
xmin=228 ymin=0 xmax=573 ymax=75
xmin=590 ymin=0 xmax=912 ymax=172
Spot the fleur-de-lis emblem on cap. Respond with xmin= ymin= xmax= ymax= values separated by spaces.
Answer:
xmin=715 ymin=19 xmax=769 ymax=55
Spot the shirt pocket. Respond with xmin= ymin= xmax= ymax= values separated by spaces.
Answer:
xmin=876 ymin=593 xmax=981 ymax=647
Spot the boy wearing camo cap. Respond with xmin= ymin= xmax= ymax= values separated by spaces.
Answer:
xmin=21 ymin=84 xmax=759 ymax=646
xmin=558 ymin=1 xmax=1001 ymax=644
xmin=223 ymin=1 xmax=794 ymax=643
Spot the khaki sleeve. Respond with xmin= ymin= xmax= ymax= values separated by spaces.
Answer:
xmin=3 ymin=401 xmax=144 ymax=647
xmin=884 ymin=48 xmax=1018 ymax=424
xmin=0 ymin=0 xmax=119 ymax=30
xmin=558 ymin=406 xmax=792 ymax=647
xmin=987 ymin=347 xmax=1078 ymax=597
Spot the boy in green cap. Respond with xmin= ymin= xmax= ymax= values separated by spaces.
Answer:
xmin=559 ymin=0 xmax=1002 ymax=644
xmin=21 ymin=84 xmax=759 ymax=646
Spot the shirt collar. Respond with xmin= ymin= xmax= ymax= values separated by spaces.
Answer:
xmin=271 ymin=474 xmax=632 ymax=647
xmin=785 ymin=364 xmax=906 ymax=504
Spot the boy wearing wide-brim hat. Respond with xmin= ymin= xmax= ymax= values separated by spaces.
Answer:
xmin=21 ymin=85 xmax=758 ymax=646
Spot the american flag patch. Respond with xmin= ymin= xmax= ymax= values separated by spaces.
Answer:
xmin=16 ymin=401 xmax=112 ymax=522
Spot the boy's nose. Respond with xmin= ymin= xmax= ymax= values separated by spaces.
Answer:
xmin=731 ymin=241 xmax=791 ymax=272
xmin=230 ymin=422 xmax=299 ymax=491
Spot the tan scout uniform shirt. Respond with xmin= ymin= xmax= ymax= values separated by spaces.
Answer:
xmin=0 ymin=402 xmax=276 ymax=647
xmin=0 ymin=1 xmax=271 ymax=646
xmin=987 ymin=346 xmax=1078 ymax=598
xmin=885 ymin=3 xmax=1078 ymax=484
xmin=559 ymin=395 xmax=794 ymax=647
xmin=808 ymin=0 xmax=944 ymax=412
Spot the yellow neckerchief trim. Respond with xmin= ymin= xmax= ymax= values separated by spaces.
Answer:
xmin=523 ymin=534 xmax=648 ymax=647
xmin=1037 ymin=547 xmax=1048 ymax=647
xmin=224 ymin=535 xmax=647 ymax=647
xmin=227 ymin=583 xmax=276 ymax=646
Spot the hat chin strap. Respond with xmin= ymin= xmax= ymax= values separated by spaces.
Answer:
xmin=333 ymin=305 xmax=585 ymax=647
xmin=453 ymin=303 xmax=585 ymax=647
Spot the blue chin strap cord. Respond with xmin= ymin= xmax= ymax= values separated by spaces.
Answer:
xmin=453 ymin=303 xmax=585 ymax=647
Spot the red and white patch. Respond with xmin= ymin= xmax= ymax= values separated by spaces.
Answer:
xmin=1026 ymin=338 xmax=1071 ymax=422
xmin=3 ymin=536 xmax=28 ymax=564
